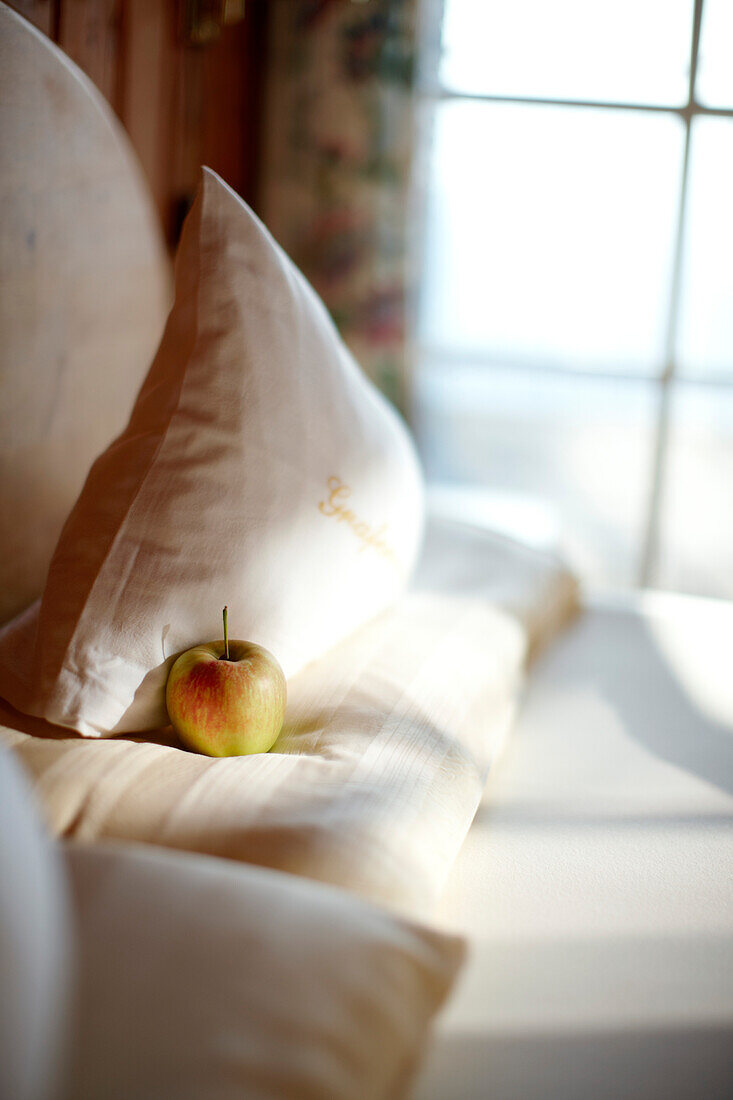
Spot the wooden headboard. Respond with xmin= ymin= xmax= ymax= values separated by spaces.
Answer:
xmin=0 ymin=3 xmax=172 ymax=624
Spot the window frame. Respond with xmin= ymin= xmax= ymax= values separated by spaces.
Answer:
xmin=417 ymin=0 xmax=733 ymax=587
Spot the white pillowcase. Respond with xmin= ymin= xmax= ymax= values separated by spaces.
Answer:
xmin=63 ymin=841 xmax=463 ymax=1100
xmin=0 ymin=168 xmax=423 ymax=736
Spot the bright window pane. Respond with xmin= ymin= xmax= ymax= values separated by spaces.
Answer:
xmin=696 ymin=0 xmax=733 ymax=107
xmin=414 ymin=364 xmax=657 ymax=587
xmin=440 ymin=0 xmax=693 ymax=106
xmin=676 ymin=117 xmax=733 ymax=379
xmin=656 ymin=385 xmax=733 ymax=598
xmin=420 ymin=102 xmax=684 ymax=375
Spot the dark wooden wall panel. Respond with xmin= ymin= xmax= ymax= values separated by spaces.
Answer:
xmin=117 ymin=0 xmax=179 ymax=230
xmin=7 ymin=0 xmax=55 ymax=35
xmin=57 ymin=0 xmax=120 ymax=106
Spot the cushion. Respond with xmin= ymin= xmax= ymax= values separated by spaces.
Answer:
xmin=0 ymin=5 xmax=171 ymax=626
xmin=0 ymin=167 xmax=423 ymax=737
xmin=62 ymin=840 xmax=464 ymax=1100
xmin=0 ymin=516 xmax=578 ymax=918
xmin=0 ymin=584 xmax=525 ymax=919
xmin=414 ymin=515 xmax=579 ymax=660
xmin=0 ymin=749 xmax=71 ymax=1100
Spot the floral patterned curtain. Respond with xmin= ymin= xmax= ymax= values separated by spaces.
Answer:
xmin=260 ymin=0 xmax=439 ymax=414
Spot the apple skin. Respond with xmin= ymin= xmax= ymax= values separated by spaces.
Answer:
xmin=165 ymin=640 xmax=286 ymax=757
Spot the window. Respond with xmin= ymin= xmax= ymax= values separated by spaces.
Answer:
xmin=416 ymin=0 xmax=733 ymax=598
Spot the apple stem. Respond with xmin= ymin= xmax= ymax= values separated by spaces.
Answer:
xmin=223 ymin=605 xmax=229 ymax=661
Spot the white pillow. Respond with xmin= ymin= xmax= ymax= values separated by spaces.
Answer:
xmin=0 ymin=168 xmax=423 ymax=737
xmin=0 ymin=749 xmax=71 ymax=1100
xmin=63 ymin=841 xmax=463 ymax=1100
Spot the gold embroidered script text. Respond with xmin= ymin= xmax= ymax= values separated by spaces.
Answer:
xmin=318 ymin=476 xmax=398 ymax=566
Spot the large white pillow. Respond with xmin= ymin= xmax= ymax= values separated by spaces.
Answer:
xmin=0 ymin=168 xmax=423 ymax=737
xmin=63 ymin=841 xmax=463 ymax=1100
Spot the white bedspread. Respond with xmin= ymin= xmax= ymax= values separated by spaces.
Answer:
xmin=414 ymin=592 xmax=733 ymax=1099
xmin=0 ymin=517 xmax=578 ymax=920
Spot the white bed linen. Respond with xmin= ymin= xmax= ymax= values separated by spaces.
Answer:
xmin=62 ymin=841 xmax=463 ymax=1100
xmin=0 ymin=516 xmax=578 ymax=919
xmin=414 ymin=592 xmax=733 ymax=1099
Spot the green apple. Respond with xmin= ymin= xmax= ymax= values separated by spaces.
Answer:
xmin=166 ymin=607 xmax=286 ymax=757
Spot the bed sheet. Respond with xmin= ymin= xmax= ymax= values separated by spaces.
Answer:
xmin=415 ymin=593 xmax=733 ymax=1099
